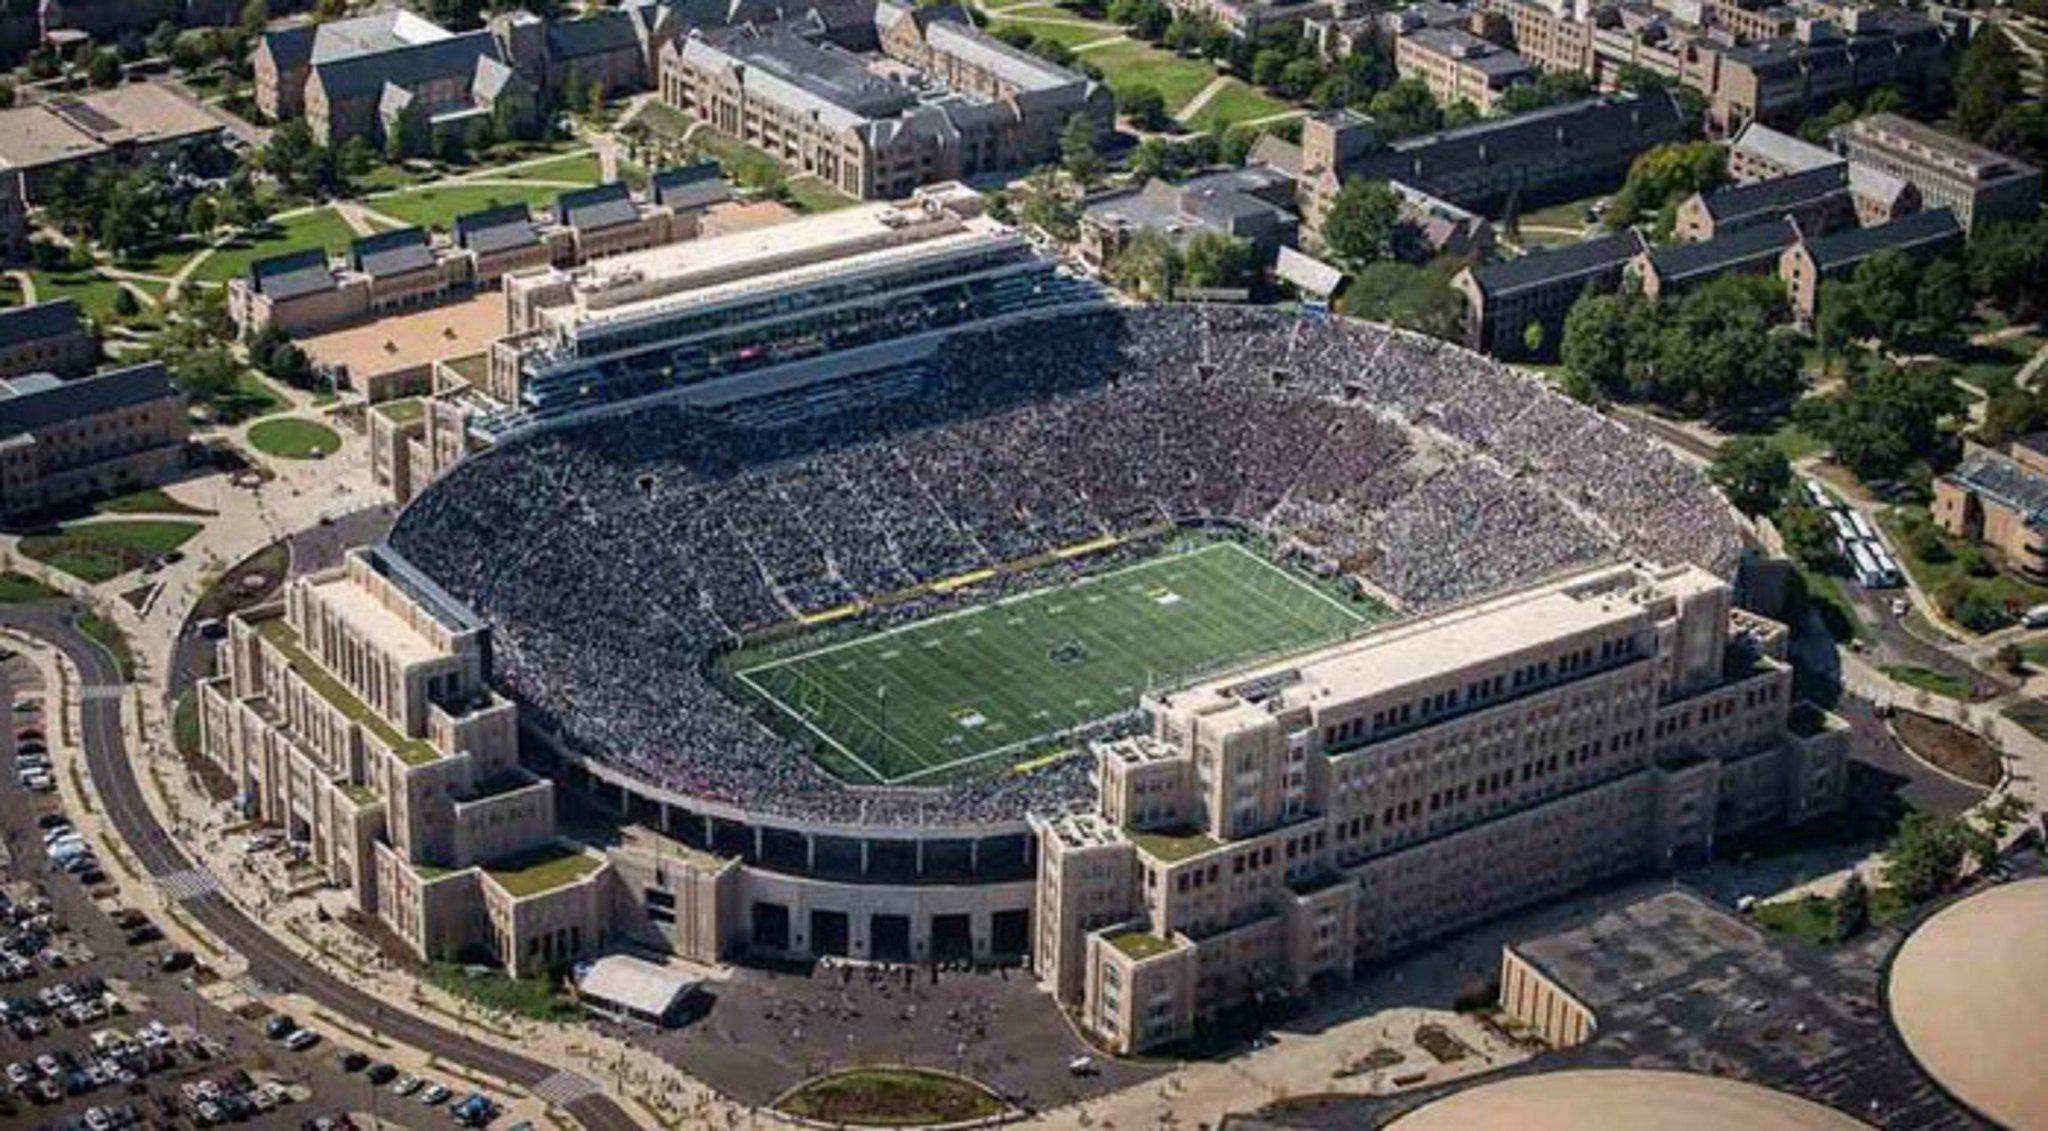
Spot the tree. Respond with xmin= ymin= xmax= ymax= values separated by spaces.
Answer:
xmin=1338 ymin=257 xmax=1467 ymax=342
xmin=1061 ymin=114 xmax=1104 ymax=185
xmin=1180 ymin=231 xmax=1254 ymax=289
xmin=112 ymin=287 xmax=140 ymax=318
xmin=147 ymin=20 xmax=179 ymax=59
xmin=88 ymin=48 xmax=122 ymax=88
xmin=0 ymin=82 xmax=14 ymax=111
xmin=1709 ymin=437 xmax=1791 ymax=516
xmin=1108 ymin=230 xmax=1180 ymax=298
xmin=1969 ymin=215 xmax=2048 ymax=321
xmin=1913 ymin=256 xmax=1971 ymax=345
xmin=1129 ymin=137 xmax=1175 ymax=180
xmin=1561 ymin=290 xmax=1638 ymax=390
xmin=1834 ymin=872 xmax=1870 ymax=940
xmin=1522 ymin=320 xmax=1546 ymax=358
xmin=1776 ymin=504 xmax=1836 ymax=567
xmin=1320 ymin=178 xmax=1404 ymax=268
xmin=386 ymin=103 xmax=426 ymax=161
xmin=1122 ymin=85 xmax=1168 ymax=131
xmin=238 ymin=0 xmax=269 ymax=37
xmin=581 ymin=77 xmax=606 ymax=119
xmin=1955 ymin=29 xmax=2023 ymax=140
xmin=184 ymin=194 xmax=218 ymax=236
xmin=1797 ymin=362 xmax=1966 ymax=483
xmin=1364 ymin=79 xmax=1440 ymax=138
xmin=1606 ymin=141 xmax=1725 ymax=231
xmin=1883 ymin=812 xmax=1973 ymax=905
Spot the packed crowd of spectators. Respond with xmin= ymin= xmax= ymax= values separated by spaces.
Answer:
xmin=390 ymin=305 xmax=1744 ymax=827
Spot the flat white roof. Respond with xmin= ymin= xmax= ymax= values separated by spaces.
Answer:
xmin=314 ymin=575 xmax=442 ymax=668
xmin=575 ymin=954 xmax=698 ymax=1016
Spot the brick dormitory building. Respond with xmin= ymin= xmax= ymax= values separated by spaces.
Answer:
xmin=658 ymin=0 xmax=1110 ymax=200
xmin=1032 ymin=561 xmax=1847 ymax=1053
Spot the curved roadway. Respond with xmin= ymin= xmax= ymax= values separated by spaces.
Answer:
xmin=1 ymin=602 xmax=642 ymax=1131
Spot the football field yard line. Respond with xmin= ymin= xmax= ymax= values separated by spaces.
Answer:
xmin=733 ymin=668 xmax=892 ymax=784
xmin=733 ymin=541 xmax=1377 ymax=784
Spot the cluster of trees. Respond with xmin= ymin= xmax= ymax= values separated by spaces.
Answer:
xmin=1792 ymin=359 xmax=1965 ymax=484
xmin=1107 ymin=230 xmax=1257 ymax=297
xmin=1954 ymin=30 xmax=2047 ymax=169
xmin=39 ymin=152 xmax=244 ymax=262
xmin=1969 ymin=213 xmax=2048 ymax=323
xmin=1321 ymin=179 xmax=1418 ymax=268
xmin=1603 ymin=141 xmax=1725 ymax=234
xmin=1336 ymin=257 xmax=1467 ymax=342
xmin=1560 ymin=275 xmax=1803 ymax=417
xmin=1814 ymin=250 xmax=1973 ymax=359
xmin=143 ymin=291 xmax=273 ymax=422
xmin=245 ymin=325 xmax=316 ymax=390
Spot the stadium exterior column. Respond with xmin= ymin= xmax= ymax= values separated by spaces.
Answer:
xmin=806 ymin=834 xmax=816 ymax=871
xmin=860 ymin=840 xmax=870 ymax=875
xmin=704 ymin=813 xmax=713 ymax=845
xmin=915 ymin=839 xmax=924 ymax=877
xmin=754 ymin=825 xmax=764 ymax=861
xmin=969 ymin=839 xmax=979 ymax=876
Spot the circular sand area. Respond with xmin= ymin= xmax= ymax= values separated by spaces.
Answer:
xmin=1888 ymin=877 xmax=2048 ymax=1129
xmin=1389 ymin=1069 xmax=1863 ymax=1131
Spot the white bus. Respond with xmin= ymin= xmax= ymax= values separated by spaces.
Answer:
xmin=1847 ymin=510 xmax=1878 ymax=542
xmin=1849 ymin=543 xmax=1888 ymax=589
xmin=1869 ymin=545 xmax=1904 ymax=588
xmin=1804 ymin=480 xmax=1834 ymax=510
xmin=1829 ymin=511 xmax=1858 ymax=544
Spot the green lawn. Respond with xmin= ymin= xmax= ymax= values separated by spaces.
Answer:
xmin=484 ymin=844 xmax=604 ymax=897
xmin=785 ymin=176 xmax=857 ymax=214
xmin=371 ymin=182 xmax=568 ymax=231
xmin=495 ymin=151 xmax=604 ymax=185
xmin=0 ymin=572 xmax=59 ymax=603
xmin=1753 ymin=885 xmax=1907 ymax=945
xmin=78 ymin=611 xmax=134 ymax=680
xmin=777 ymin=1068 xmax=1004 ymax=1127
xmin=191 ymin=209 xmax=360 ymax=285
xmin=1796 ymin=565 xmax=1867 ymax=643
xmin=120 ymin=236 xmax=210 ymax=278
xmin=729 ymin=541 xmax=1381 ymax=784
xmin=1185 ymin=79 xmax=1294 ymax=132
xmin=1948 ymin=333 xmax=2045 ymax=389
xmin=247 ymin=417 xmax=342 ymax=460
xmin=992 ymin=13 xmax=1121 ymax=48
xmin=1083 ymin=41 xmax=1219 ymax=112
xmin=29 ymin=268 xmax=132 ymax=322
xmin=97 ymin=488 xmax=215 ymax=517
xmin=425 ymin=964 xmax=578 ymax=1021
xmin=1882 ymin=664 xmax=1982 ymax=702
xmin=19 ymin=521 xmax=204 ymax=584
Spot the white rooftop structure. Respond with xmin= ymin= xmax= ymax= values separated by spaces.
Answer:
xmin=573 ymin=955 xmax=700 ymax=1025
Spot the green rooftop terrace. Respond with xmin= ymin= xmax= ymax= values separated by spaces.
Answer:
xmin=1127 ymin=826 xmax=1220 ymax=863
xmin=1108 ymin=931 xmax=1177 ymax=961
xmin=484 ymin=843 xmax=604 ymax=898
xmin=375 ymin=398 xmax=425 ymax=426
xmin=257 ymin=617 xmax=440 ymax=766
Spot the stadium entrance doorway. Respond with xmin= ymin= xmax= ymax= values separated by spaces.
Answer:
xmin=931 ymin=914 xmax=972 ymax=963
xmin=872 ymin=914 xmax=912 ymax=962
xmin=991 ymin=909 xmax=1029 ymax=958
xmin=812 ymin=909 xmax=850 ymax=958
xmin=753 ymin=902 xmax=791 ymax=952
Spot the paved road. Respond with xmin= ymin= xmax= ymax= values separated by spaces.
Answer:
xmin=1 ymin=603 xmax=642 ymax=1131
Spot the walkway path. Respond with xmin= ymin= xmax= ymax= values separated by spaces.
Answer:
xmin=1176 ymin=75 xmax=1233 ymax=122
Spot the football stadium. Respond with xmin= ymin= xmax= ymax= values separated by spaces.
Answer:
xmin=389 ymin=303 xmax=1745 ymax=833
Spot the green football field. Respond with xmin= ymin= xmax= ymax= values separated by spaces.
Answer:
xmin=730 ymin=541 xmax=1380 ymax=785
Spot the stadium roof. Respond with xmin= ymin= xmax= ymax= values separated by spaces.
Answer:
xmin=1387 ymin=1070 xmax=1865 ymax=1131
xmin=0 ymin=361 xmax=176 ymax=442
xmin=0 ymin=299 xmax=81 ymax=348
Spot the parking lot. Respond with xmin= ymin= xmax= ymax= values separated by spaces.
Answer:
xmin=0 ymin=658 xmax=393 ymax=1130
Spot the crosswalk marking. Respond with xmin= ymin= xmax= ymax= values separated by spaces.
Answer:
xmin=532 ymin=1070 xmax=599 ymax=1107
xmin=155 ymin=868 xmax=219 ymax=902
xmin=80 ymin=685 xmax=126 ymax=701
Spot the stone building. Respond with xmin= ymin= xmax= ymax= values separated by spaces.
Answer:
xmin=0 ymin=300 xmax=95 ymax=381
xmin=0 ymin=362 xmax=188 ymax=518
xmin=1032 ymin=561 xmax=1845 ymax=1053
xmin=1830 ymin=113 xmax=2041 ymax=233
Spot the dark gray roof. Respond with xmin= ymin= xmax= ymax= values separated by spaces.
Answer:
xmin=1805 ymin=207 xmax=1961 ymax=272
xmin=1698 ymin=164 xmax=1846 ymax=223
xmin=0 ymin=299 xmax=82 ymax=349
xmin=259 ymin=23 xmax=319 ymax=73
xmin=0 ymin=361 xmax=176 ymax=443
xmin=556 ymin=182 xmax=638 ymax=232
xmin=1346 ymin=94 xmax=1686 ymax=204
xmin=312 ymin=30 xmax=497 ymax=101
xmin=1948 ymin=446 xmax=2048 ymax=530
xmin=349 ymin=227 xmax=436 ymax=278
xmin=1647 ymin=220 xmax=1795 ymax=284
xmin=1467 ymin=230 xmax=1643 ymax=296
xmin=251 ymin=248 xmax=336 ymax=301
xmin=546 ymin=11 xmax=642 ymax=59
xmin=455 ymin=204 xmax=540 ymax=254
xmin=651 ymin=163 xmax=731 ymax=211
